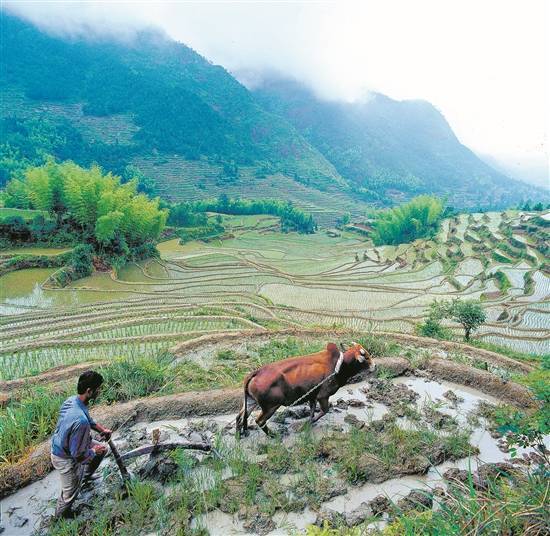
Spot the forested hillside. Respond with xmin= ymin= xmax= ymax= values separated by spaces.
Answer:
xmin=254 ymin=78 xmax=545 ymax=208
xmin=1 ymin=12 xmax=546 ymax=214
xmin=0 ymin=14 xmax=341 ymax=190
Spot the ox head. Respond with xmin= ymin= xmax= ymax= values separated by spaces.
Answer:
xmin=342 ymin=341 xmax=376 ymax=372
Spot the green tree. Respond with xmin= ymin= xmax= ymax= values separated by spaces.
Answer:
xmin=3 ymin=160 xmax=168 ymax=261
xmin=95 ymin=211 xmax=124 ymax=245
xmin=448 ymin=299 xmax=487 ymax=341
xmin=4 ymin=178 xmax=31 ymax=208
xmin=370 ymin=195 xmax=445 ymax=245
xmin=418 ymin=299 xmax=486 ymax=341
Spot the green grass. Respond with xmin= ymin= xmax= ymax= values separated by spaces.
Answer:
xmin=380 ymin=469 xmax=549 ymax=535
xmin=97 ymin=353 xmax=174 ymax=403
xmin=0 ymin=386 xmax=66 ymax=464
xmin=317 ymin=421 xmax=474 ymax=485
xmin=0 ymin=338 xmax=330 ymax=466
xmin=467 ymin=339 xmax=546 ymax=364
xmin=46 ymin=419 xmax=480 ymax=536
xmin=0 ymin=355 xmax=175 ymax=466
xmin=0 ymin=207 xmax=49 ymax=222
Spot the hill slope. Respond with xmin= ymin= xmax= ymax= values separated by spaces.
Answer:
xmin=0 ymin=14 xmax=344 ymax=195
xmin=254 ymin=78 xmax=546 ymax=208
xmin=1 ymin=13 xmax=546 ymax=214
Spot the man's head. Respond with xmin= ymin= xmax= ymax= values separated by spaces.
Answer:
xmin=77 ymin=370 xmax=104 ymax=401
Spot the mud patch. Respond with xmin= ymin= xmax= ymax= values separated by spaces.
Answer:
xmin=361 ymin=378 xmax=420 ymax=416
xmin=2 ymin=374 xmax=543 ymax=536
xmin=419 ymin=359 xmax=536 ymax=407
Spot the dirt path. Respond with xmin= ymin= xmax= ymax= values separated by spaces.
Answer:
xmin=171 ymin=328 xmax=535 ymax=374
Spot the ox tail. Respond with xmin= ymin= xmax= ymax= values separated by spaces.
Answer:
xmin=236 ymin=370 xmax=258 ymax=437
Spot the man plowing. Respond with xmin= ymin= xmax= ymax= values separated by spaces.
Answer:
xmin=50 ymin=370 xmax=112 ymax=519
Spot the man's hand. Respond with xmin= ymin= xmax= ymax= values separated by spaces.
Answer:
xmin=99 ymin=428 xmax=113 ymax=441
xmin=94 ymin=424 xmax=112 ymax=441
xmin=92 ymin=443 xmax=107 ymax=456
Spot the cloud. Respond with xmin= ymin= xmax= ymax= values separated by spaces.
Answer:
xmin=3 ymin=0 xmax=548 ymax=180
xmin=4 ymin=1 xmax=155 ymax=42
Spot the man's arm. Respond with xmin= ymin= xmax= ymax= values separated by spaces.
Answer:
xmin=69 ymin=422 xmax=95 ymax=463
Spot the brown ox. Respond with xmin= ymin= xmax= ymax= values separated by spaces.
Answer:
xmin=236 ymin=342 xmax=375 ymax=436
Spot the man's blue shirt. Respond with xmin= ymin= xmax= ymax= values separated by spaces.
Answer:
xmin=51 ymin=396 xmax=97 ymax=462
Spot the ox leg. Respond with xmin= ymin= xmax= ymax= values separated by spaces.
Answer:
xmin=256 ymin=404 xmax=280 ymax=436
xmin=309 ymin=399 xmax=317 ymax=422
xmin=236 ymin=398 xmax=257 ymax=437
xmin=236 ymin=407 xmax=245 ymax=436
xmin=311 ymin=398 xmax=330 ymax=424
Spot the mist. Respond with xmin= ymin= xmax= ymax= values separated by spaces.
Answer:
xmin=4 ymin=0 xmax=548 ymax=187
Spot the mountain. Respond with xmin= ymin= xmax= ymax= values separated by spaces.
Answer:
xmin=1 ymin=12 xmax=546 ymax=219
xmin=0 ymin=13 xmax=356 ymax=224
xmin=254 ymin=78 xmax=546 ymax=207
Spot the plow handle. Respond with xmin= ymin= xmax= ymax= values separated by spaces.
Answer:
xmin=108 ymin=439 xmax=130 ymax=481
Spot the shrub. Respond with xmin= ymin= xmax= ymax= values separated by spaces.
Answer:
xmin=369 ymin=195 xmax=445 ymax=245
xmin=415 ymin=317 xmax=452 ymax=340
xmin=419 ymin=299 xmax=486 ymax=341
xmin=69 ymin=244 xmax=94 ymax=279
xmin=416 ymin=300 xmax=453 ymax=340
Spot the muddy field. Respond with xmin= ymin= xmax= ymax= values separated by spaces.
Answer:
xmin=1 ymin=370 xmax=542 ymax=536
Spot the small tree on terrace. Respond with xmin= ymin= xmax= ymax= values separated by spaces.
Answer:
xmin=418 ymin=298 xmax=486 ymax=341
xmin=416 ymin=300 xmax=452 ymax=340
xmin=447 ymin=299 xmax=486 ymax=341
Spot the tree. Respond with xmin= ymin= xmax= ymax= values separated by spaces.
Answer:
xmin=370 ymin=195 xmax=445 ymax=245
xmin=416 ymin=300 xmax=453 ymax=339
xmin=122 ymin=165 xmax=157 ymax=196
xmin=4 ymin=178 xmax=31 ymax=208
xmin=418 ymin=299 xmax=485 ymax=341
xmin=95 ymin=211 xmax=124 ymax=246
xmin=447 ymin=299 xmax=486 ymax=341
xmin=3 ymin=159 xmax=168 ymax=260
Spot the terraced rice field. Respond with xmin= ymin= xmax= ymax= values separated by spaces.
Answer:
xmin=1 ymin=211 xmax=548 ymax=380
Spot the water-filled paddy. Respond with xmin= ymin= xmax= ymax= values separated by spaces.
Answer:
xmin=1 ymin=211 xmax=549 ymax=364
xmin=0 ymin=247 xmax=71 ymax=256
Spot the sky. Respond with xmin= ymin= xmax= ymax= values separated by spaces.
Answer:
xmin=4 ymin=0 xmax=549 ymax=186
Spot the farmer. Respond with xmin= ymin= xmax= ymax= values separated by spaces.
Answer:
xmin=50 ymin=370 xmax=112 ymax=518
